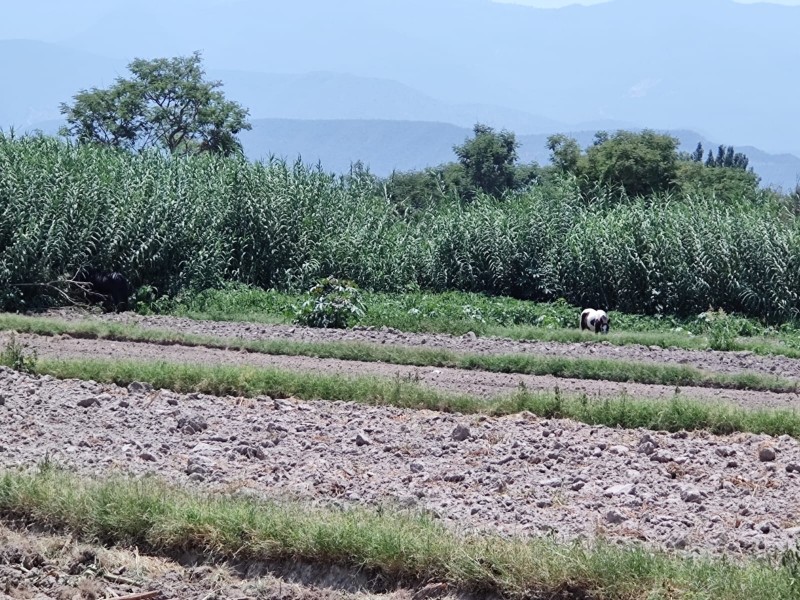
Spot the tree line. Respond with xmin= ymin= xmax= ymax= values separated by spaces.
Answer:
xmin=57 ymin=51 xmax=789 ymax=218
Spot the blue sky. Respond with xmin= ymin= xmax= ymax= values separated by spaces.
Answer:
xmin=498 ymin=0 xmax=800 ymax=4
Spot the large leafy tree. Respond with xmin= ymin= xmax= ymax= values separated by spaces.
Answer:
xmin=60 ymin=51 xmax=251 ymax=156
xmin=453 ymin=123 xmax=520 ymax=197
xmin=676 ymin=160 xmax=760 ymax=201
xmin=583 ymin=130 xmax=679 ymax=197
xmin=546 ymin=133 xmax=582 ymax=173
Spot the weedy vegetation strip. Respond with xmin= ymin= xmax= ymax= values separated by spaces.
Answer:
xmin=163 ymin=284 xmax=800 ymax=352
xmin=5 ymin=352 xmax=800 ymax=437
xmin=169 ymin=286 xmax=800 ymax=359
xmin=0 ymin=467 xmax=797 ymax=599
xmin=2 ymin=315 xmax=798 ymax=394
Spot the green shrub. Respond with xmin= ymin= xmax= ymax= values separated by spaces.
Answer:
xmin=293 ymin=277 xmax=366 ymax=329
xmin=700 ymin=308 xmax=738 ymax=351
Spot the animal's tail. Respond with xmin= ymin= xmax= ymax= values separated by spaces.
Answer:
xmin=580 ymin=309 xmax=590 ymax=330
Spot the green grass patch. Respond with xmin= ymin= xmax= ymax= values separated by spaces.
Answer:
xmin=2 ymin=313 xmax=798 ymax=394
xmin=5 ymin=352 xmax=800 ymax=438
xmin=0 ymin=466 xmax=798 ymax=599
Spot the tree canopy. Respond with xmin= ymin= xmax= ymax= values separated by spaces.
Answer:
xmin=583 ymin=130 xmax=679 ymax=197
xmin=453 ymin=123 xmax=521 ymax=198
xmin=546 ymin=134 xmax=581 ymax=173
xmin=60 ymin=52 xmax=251 ymax=156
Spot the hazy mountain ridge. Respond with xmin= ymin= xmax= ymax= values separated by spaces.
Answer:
xmin=0 ymin=39 xmax=618 ymax=136
xmin=43 ymin=0 xmax=800 ymax=155
xmin=240 ymin=118 xmax=800 ymax=191
xmin=3 ymin=0 xmax=799 ymax=192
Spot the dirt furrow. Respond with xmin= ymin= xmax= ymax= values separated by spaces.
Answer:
xmin=5 ymin=331 xmax=800 ymax=411
xmin=39 ymin=308 xmax=800 ymax=380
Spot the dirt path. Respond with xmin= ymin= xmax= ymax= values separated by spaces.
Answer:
xmin=5 ymin=331 xmax=800 ymax=411
xmin=36 ymin=308 xmax=800 ymax=381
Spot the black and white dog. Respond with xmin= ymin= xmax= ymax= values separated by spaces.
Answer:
xmin=74 ymin=267 xmax=132 ymax=312
xmin=580 ymin=308 xmax=610 ymax=334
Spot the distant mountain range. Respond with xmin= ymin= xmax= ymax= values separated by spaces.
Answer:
xmin=36 ymin=0 xmax=799 ymax=156
xmin=239 ymin=119 xmax=800 ymax=191
xmin=0 ymin=39 xmax=629 ymax=136
xmin=3 ymin=0 xmax=800 ymax=191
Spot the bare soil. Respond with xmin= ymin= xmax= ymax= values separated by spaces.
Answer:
xmin=3 ymin=330 xmax=800 ymax=411
xmin=3 ymin=309 xmax=800 ymax=581
xmin=41 ymin=308 xmax=800 ymax=380
xmin=2 ymin=364 xmax=800 ymax=561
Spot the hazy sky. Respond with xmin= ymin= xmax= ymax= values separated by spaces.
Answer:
xmin=3 ymin=0 xmax=800 ymax=39
xmin=496 ymin=0 xmax=800 ymax=5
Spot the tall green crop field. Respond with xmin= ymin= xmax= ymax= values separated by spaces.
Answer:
xmin=1 ymin=133 xmax=798 ymax=322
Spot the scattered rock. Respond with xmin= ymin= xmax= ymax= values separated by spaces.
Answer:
xmin=186 ymin=456 xmax=214 ymax=475
xmin=177 ymin=416 xmax=208 ymax=434
xmin=650 ymin=450 xmax=674 ymax=463
xmin=758 ymin=446 xmax=777 ymax=462
xmin=127 ymin=381 xmax=153 ymax=394
xmin=604 ymin=483 xmax=635 ymax=496
xmin=680 ymin=486 xmax=704 ymax=503
xmin=235 ymin=444 xmax=265 ymax=460
xmin=451 ymin=424 xmax=470 ymax=441
xmin=539 ymin=477 xmax=563 ymax=488
xmin=605 ymin=509 xmax=627 ymax=524
xmin=785 ymin=527 xmax=800 ymax=536
xmin=637 ymin=442 xmax=657 ymax=455
xmin=190 ymin=442 xmax=218 ymax=455
xmin=667 ymin=534 xmax=688 ymax=549
xmin=639 ymin=433 xmax=658 ymax=446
